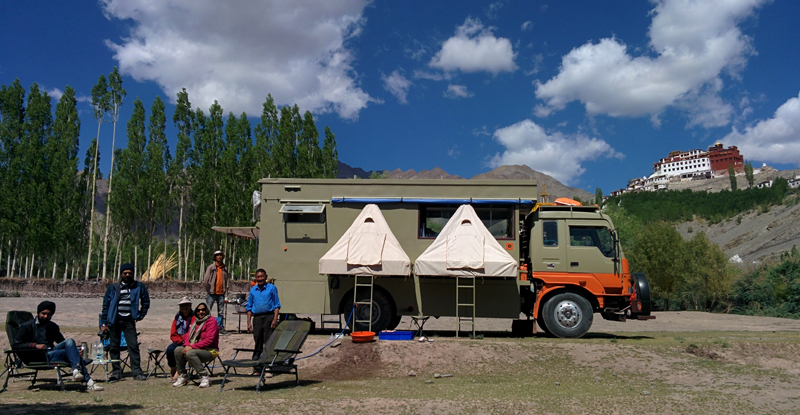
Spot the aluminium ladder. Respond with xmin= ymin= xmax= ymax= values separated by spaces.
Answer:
xmin=456 ymin=275 xmax=476 ymax=338
xmin=353 ymin=274 xmax=374 ymax=332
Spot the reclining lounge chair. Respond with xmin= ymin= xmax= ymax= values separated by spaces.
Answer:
xmin=219 ymin=320 xmax=311 ymax=393
xmin=2 ymin=310 xmax=72 ymax=393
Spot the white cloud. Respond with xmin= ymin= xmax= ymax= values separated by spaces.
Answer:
xmin=47 ymin=88 xmax=64 ymax=101
xmin=489 ymin=119 xmax=623 ymax=184
xmin=521 ymin=21 xmax=533 ymax=31
xmin=722 ymin=91 xmax=800 ymax=163
xmin=534 ymin=0 xmax=767 ymax=128
xmin=443 ymin=84 xmax=473 ymax=99
xmin=100 ymin=0 xmax=376 ymax=120
xmin=472 ymin=125 xmax=491 ymax=137
xmin=382 ymin=70 xmax=412 ymax=104
xmin=447 ymin=144 xmax=460 ymax=159
xmin=429 ymin=17 xmax=517 ymax=74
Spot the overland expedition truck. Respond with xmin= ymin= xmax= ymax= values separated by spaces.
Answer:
xmin=220 ymin=178 xmax=652 ymax=338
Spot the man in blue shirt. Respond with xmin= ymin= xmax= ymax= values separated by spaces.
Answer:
xmin=246 ymin=269 xmax=281 ymax=361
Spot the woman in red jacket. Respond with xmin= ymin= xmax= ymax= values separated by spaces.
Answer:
xmin=167 ymin=297 xmax=194 ymax=381
xmin=172 ymin=303 xmax=220 ymax=388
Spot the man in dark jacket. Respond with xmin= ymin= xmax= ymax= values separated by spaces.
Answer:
xmin=100 ymin=263 xmax=150 ymax=381
xmin=14 ymin=301 xmax=104 ymax=391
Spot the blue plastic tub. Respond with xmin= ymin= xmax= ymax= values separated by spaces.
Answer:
xmin=378 ymin=330 xmax=414 ymax=341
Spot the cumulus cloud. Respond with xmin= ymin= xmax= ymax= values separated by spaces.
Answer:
xmin=382 ymin=70 xmax=412 ymax=104
xmin=47 ymin=88 xmax=64 ymax=101
xmin=722 ymin=92 xmax=800 ymax=163
xmin=443 ymin=84 xmax=473 ymax=99
xmin=489 ymin=119 xmax=623 ymax=184
xmin=534 ymin=0 xmax=767 ymax=128
xmin=429 ymin=17 xmax=517 ymax=74
xmin=100 ymin=0 xmax=376 ymax=120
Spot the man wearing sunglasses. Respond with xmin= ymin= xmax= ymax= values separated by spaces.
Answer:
xmin=100 ymin=263 xmax=150 ymax=381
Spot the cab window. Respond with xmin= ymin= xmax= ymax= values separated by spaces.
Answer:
xmin=569 ymin=226 xmax=615 ymax=258
xmin=542 ymin=221 xmax=558 ymax=247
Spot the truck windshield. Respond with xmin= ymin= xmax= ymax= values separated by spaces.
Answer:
xmin=419 ymin=205 xmax=513 ymax=239
xmin=569 ymin=226 xmax=615 ymax=258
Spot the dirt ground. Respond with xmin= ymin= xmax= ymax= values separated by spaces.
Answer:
xmin=2 ymin=298 xmax=800 ymax=414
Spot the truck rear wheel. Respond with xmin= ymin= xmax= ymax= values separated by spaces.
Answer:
xmin=541 ymin=293 xmax=593 ymax=338
xmin=342 ymin=288 xmax=394 ymax=333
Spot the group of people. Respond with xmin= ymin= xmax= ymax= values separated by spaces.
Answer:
xmin=12 ymin=250 xmax=281 ymax=391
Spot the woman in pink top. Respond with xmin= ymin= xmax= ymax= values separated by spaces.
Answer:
xmin=172 ymin=303 xmax=220 ymax=388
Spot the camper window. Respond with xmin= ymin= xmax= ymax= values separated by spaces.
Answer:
xmin=418 ymin=205 xmax=513 ymax=239
xmin=542 ymin=221 xmax=558 ymax=247
xmin=279 ymin=204 xmax=326 ymax=223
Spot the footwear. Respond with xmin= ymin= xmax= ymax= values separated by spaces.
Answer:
xmin=73 ymin=369 xmax=84 ymax=382
xmin=198 ymin=376 xmax=210 ymax=388
xmin=263 ymin=372 xmax=273 ymax=379
xmin=86 ymin=379 xmax=104 ymax=391
xmin=108 ymin=373 xmax=121 ymax=382
xmin=133 ymin=374 xmax=147 ymax=381
xmin=172 ymin=375 xmax=188 ymax=387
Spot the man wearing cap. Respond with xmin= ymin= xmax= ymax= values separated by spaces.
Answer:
xmin=14 ymin=301 xmax=104 ymax=391
xmin=202 ymin=250 xmax=228 ymax=332
xmin=100 ymin=263 xmax=150 ymax=381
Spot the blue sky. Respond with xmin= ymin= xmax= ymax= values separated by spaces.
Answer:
xmin=2 ymin=0 xmax=799 ymax=193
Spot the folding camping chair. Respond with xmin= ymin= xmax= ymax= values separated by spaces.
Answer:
xmin=145 ymin=348 xmax=168 ymax=379
xmin=2 ymin=310 xmax=72 ymax=393
xmin=97 ymin=314 xmax=141 ymax=378
xmin=219 ymin=320 xmax=312 ymax=393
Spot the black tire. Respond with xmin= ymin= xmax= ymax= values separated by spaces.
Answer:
xmin=541 ymin=292 xmax=593 ymax=338
xmin=632 ymin=273 xmax=652 ymax=316
xmin=536 ymin=314 xmax=553 ymax=336
xmin=387 ymin=314 xmax=402 ymax=330
xmin=342 ymin=288 xmax=394 ymax=333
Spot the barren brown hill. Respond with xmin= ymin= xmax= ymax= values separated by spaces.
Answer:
xmin=471 ymin=164 xmax=594 ymax=201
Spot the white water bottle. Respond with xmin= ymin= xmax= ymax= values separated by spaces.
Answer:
xmin=95 ymin=341 xmax=103 ymax=361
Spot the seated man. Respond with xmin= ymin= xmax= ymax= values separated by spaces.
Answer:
xmin=173 ymin=303 xmax=220 ymax=389
xmin=13 ymin=301 xmax=104 ymax=391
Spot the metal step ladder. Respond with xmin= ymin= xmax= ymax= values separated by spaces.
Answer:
xmin=456 ymin=276 xmax=476 ymax=338
xmin=353 ymin=274 xmax=374 ymax=332
xmin=319 ymin=314 xmax=342 ymax=330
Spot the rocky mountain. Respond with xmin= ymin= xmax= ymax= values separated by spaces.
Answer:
xmin=337 ymin=162 xmax=593 ymax=201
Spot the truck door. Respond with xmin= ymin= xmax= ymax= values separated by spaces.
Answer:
xmin=531 ymin=219 xmax=566 ymax=272
xmin=566 ymin=223 xmax=616 ymax=279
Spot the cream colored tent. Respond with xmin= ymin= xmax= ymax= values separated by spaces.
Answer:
xmin=414 ymin=204 xmax=518 ymax=277
xmin=319 ymin=204 xmax=411 ymax=276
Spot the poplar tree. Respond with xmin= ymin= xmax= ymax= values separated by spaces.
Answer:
xmin=253 ymin=94 xmax=279 ymax=181
xmin=49 ymin=86 xmax=81 ymax=279
xmin=728 ymin=164 xmax=737 ymax=192
xmin=171 ymin=88 xmax=194 ymax=280
xmin=296 ymin=111 xmax=320 ymax=178
xmin=101 ymin=67 xmax=126 ymax=280
xmin=85 ymin=75 xmax=109 ymax=280
xmin=744 ymin=162 xmax=755 ymax=188
xmin=274 ymin=106 xmax=296 ymax=178
xmin=321 ymin=126 xmax=338 ymax=179
xmin=0 ymin=80 xmax=26 ymax=276
xmin=145 ymin=96 xmax=171 ymax=278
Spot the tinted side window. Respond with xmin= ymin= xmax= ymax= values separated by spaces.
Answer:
xmin=569 ymin=226 xmax=614 ymax=258
xmin=419 ymin=205 xmax=514 ymax=239
xmin=542 ymin=221 xmax=558 ymax=246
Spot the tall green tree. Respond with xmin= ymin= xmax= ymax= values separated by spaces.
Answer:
xmin=296 ymin=110 xmax=320 ymax=178
xmin=101 ymin=67 xmax=126 ymax=280
xmin=112 ymin=97 xmax=147 ymax=275
xmin=728 ymin=164 xmax=738 ymax=191
xmin=85 ymin=75 xmax=109 ymax=280
xmin=0 ymin=80 xmax=27 ymax=276
xmin=274 ymin=106 xmax=296 ymax=178
xmin=49 ymin=86 xmax=81 ymax=279
xmin=143 ymin=96 xmax=170 ymax=276
xmin=595 ymin=188 xmax=603 ymax=207
xmin=744 ymin=161 xmax=755 ymax=188
xmin=626 ymin=221 xmax=686 ymax=310
xmin=253 ymin=94 xmax=279 ymax=181
xmin=321 ymin=126 xmax=338 ymax=179
xmin=171 ymin=88 xmax=194 ymax=280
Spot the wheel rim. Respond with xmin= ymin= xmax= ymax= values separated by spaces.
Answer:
xmin=356 ymin=302 xmax=379 ymax=325
xmin=553 ymin=299 xmax=582 ymax=328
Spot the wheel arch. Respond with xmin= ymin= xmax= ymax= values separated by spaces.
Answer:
xmin=535 ymin=283 xmax=600 ymax=320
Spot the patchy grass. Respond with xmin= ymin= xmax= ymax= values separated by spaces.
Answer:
xmin=1 ymin=330 xmax=799 ymax=414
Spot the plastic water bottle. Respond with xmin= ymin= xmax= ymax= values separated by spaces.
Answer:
xmin=95 ymin=341 xmax=103 ymax=361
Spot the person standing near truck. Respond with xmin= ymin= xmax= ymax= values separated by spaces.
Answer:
xmin=203 ymin=250 xmax=228 ymax=332
xmin=246 ymin=269 xmax=281 ymax=363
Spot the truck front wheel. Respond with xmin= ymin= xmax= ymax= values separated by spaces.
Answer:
xmin=541 ymin=293 xmax=593 ymax=338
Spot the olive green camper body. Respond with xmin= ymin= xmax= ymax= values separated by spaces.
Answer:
xmin=258 ymin=179 xmax=534 ymax=321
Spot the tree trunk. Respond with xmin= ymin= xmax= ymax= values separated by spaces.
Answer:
xmin=178 ymin=194 xmax=184 ymax=281
xmin=134 ymin=245 xmax=138 ymax=278
xmin=63 ymin=245 xmax=69 ymax=281
xmin=52 ymin=251 xmax=57 ymax=279
xmin=199 ymin=246 xmax=204 ymax=283
xmin=24 ymin=254 xmax=29 ymax=279
xmin=147 ymin=241 xmax=152 ymax=281
xmin=101 ymin=117 xmax=120 ymax=281
xmin=6 ymin=240 xmax=10 ymax=278
xmin=10 ymin=243 xmax=17 ymax=278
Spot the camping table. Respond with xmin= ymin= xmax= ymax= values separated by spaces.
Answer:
xmin=89 ymin=359 xmax=122 ymax=383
